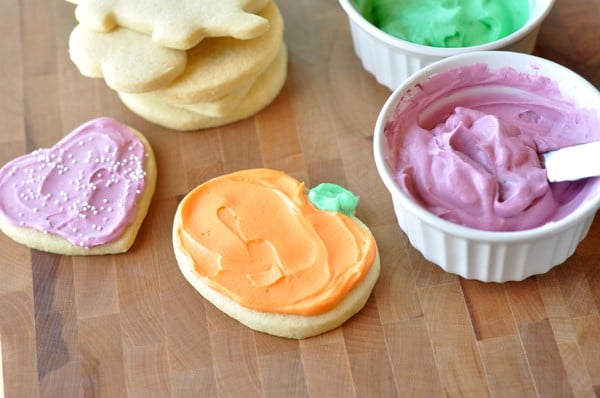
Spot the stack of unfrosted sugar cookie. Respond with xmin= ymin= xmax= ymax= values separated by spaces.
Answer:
xmin=66 ymin=0 xmax=287 ymax=131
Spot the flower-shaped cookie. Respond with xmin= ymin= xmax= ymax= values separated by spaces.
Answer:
xmin=67 ymin=0 xmax=271 ymax=50
xmin=69 ymin=24 xmax=188 ymax=93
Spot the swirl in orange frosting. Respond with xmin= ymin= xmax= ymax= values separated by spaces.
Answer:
xmin=174 ymin=169 xmax=376 ymax=315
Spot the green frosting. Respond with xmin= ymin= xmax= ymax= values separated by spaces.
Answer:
xmin=308 ymin=183 xmax=359 ymax=216
xmin=354 ymin=0 xmax=530 ymax=48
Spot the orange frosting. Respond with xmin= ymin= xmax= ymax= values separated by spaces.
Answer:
xmin=175 ymin=169 xmax=376 ymax=315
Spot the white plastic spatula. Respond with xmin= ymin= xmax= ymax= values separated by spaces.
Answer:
xmin=543 ymin=141 xmax=600 ymax=182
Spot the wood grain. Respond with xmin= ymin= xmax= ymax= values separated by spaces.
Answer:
xmin=1 ymin=0 xmax=600 ymax=397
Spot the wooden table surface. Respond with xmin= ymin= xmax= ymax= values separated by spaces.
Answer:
xmin=1 ymin=0 xmax=600 ymax=397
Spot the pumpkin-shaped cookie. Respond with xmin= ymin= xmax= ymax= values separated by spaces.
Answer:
xmin=172 ymin=169 xmax=380 ymax=338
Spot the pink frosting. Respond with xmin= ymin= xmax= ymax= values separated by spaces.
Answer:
xmin=386 ymin=64 xmax=600 ymax=231
xmin=0 ymin=117 xmax=148 ymax=247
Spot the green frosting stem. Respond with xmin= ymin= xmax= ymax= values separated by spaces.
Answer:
xmin=308 ymin=183 xmax=359 ymax=216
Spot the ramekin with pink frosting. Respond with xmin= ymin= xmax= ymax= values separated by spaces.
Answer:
xmin=373 ymin=51 xmax=600 ymax=282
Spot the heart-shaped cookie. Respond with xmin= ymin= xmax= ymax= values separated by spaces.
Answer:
xmin=0 ymin=117 xmax=157 ymax=255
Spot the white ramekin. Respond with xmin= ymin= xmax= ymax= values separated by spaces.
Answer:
xmin=373 ymin=51 xmax=600 ymax=282
xmin=339 ymin=0 xmax=556 ymax=90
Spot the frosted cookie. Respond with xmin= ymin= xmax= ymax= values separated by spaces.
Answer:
xmin=67 ymin=0 xmax=270 ymax=50
xmin=69 ymin=24 xmax=188 ymax=93
xmin=118 ymin=44 xmax=288 ymax=131
xmin=147 ymin=1 xmax=283 ymax=104
xmin=0 ymin=117 xmax=157 ymax=255
xmin=172 ymin=169 xmax=380 ymax=339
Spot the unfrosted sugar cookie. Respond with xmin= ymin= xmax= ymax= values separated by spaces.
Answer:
xmin=172 ymin=169 xmax=380 ymax=339
xmin=118 ymin=44 xmax=287 ymax=131
xmin=0 ymin=117 xmax=157 ymax=255
xmin=146 ymin=0 xmax=283 ymax=105
xmin=67 ymin=0 xmax=271 ymax=50
xmin=69 ymin=24 xmax=188 ymax=93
